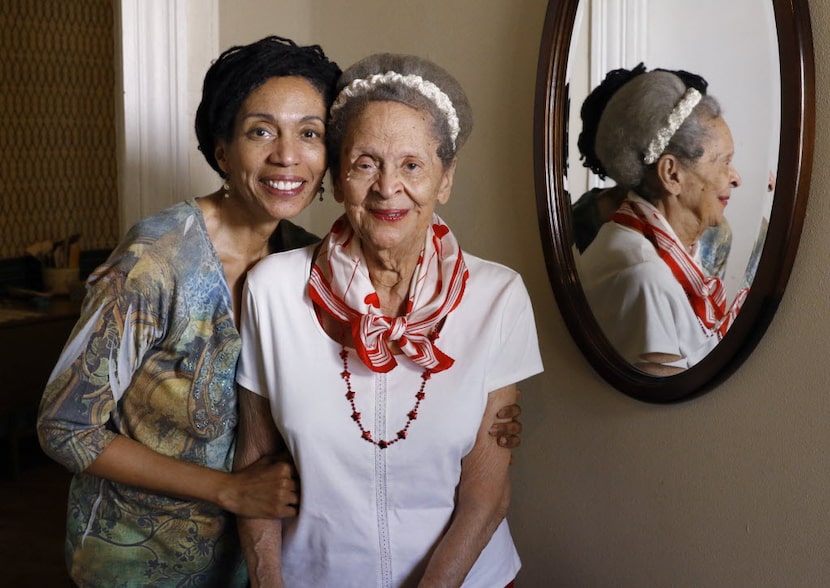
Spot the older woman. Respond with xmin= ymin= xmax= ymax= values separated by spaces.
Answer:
xmin=572 ymin=64 xmax=733 ymax=279
xmin=235 ymin=53 xmax=543 ymax=587
xmin=36 ymin=36 xmax=341 ymax=586
xmin=577 ymin=68 xmax=745 ymax=375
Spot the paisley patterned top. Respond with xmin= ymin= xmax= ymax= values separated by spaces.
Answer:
xmin=37 ymin=199 xmax=317 ymax=587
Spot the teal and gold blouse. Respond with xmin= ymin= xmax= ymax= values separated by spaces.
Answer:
xmin=37 ymin=199 xmax=317 ymax=587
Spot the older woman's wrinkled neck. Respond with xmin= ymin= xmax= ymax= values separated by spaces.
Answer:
xmin=657 ymin=196 xmax=706 ymax=253
xmin=366 ymin=257 xmax=416 ymax=317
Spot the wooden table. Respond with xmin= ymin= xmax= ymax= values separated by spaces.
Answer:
xmin=0 ymin=298 xmax=80 ymax=477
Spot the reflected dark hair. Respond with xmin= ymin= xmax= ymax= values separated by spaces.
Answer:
xmin=195 ymin=35 xmax=341 ymax=177
xmin=577 ymin=63 xmax=708 ymax=178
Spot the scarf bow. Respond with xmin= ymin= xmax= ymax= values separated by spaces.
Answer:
xmin=611 ymin=196 xmax=747 ymax=339
xmin=310 ymin=214 xmax=467 ymax=373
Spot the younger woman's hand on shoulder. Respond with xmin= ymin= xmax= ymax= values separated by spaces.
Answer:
xmin=489 ymin=391 xmax=523 ymax=449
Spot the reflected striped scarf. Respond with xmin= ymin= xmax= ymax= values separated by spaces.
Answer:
xmin=611 ymin=197 xmax=747 ymax=338
xmin=309 ymin=214 xmax=468 ymax=373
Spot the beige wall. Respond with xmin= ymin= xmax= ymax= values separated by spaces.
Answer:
xmin=220 ymin=2 xmax=830 ymax=585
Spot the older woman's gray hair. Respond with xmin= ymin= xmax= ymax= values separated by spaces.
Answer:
xmin=595 ymin=70 xmax=722 ymax=200
xmin=327 ymin=53 xmax=473 ymax=174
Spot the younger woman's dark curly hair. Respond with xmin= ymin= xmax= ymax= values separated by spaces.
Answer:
xmin=195 ymin=36 xmax=342 ymax=177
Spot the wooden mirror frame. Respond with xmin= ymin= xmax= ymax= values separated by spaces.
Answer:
xmin=533 ymin=0 xmax=815 ymax=403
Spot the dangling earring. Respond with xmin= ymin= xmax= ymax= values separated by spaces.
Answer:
xmin=223 ymin=181 xmax=230 ymax=199
xmin=318 ymin=185 xmax=325 ymax=202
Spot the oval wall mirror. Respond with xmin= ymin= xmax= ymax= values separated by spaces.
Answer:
xmin=534 ymin=0 xmax=814 ymax=403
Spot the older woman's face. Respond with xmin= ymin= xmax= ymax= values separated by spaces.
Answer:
xmin=334 ymin=100 xmax=455 ymax=258
xmin=215 ymin=76 xmax=327 ymax=222
xmin=677 ymin=116 xmax=742 ymax=228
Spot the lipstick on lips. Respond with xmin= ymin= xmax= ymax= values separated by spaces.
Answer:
xmin=371 ymin=209 xmax=408 ymax=222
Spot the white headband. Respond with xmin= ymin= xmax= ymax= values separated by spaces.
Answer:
xmin=643 ymin=87 xmax=702 ymax=165
xmin=330 ymin=71 xmax=461 ymax=149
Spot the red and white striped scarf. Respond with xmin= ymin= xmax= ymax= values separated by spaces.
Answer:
xmin=308 ymin=214 xmax=468 ymax=373
xmin=611 ymin=196 xmax=747 ymax=339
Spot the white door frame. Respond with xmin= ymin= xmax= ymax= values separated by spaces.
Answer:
xmin=114 ymin=0 xmax=218 ymax=233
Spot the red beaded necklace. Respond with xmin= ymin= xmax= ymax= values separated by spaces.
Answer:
xmin=339 ymin=347 xmax=432 ymax=449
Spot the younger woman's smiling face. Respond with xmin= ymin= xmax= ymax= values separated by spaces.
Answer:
xmin=215 ymin=75 xmax=328 ymax=222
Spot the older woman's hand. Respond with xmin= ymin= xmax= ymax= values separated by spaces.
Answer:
xmin=489 ymin=395 xmax=523 ymax=448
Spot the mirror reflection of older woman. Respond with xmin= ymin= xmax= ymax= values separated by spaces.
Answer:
xmin=234 ymin=54 xmax=543 ymax=586
xmin=578 ymin=69 xmax=746 ymax=376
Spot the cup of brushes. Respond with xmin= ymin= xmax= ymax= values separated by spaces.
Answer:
xmin=26 ymin=234 xmax=81 ymax=295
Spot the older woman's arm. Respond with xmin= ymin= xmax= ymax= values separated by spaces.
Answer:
xmin=419 ymin=384 xmax=518 ymax=587
xmin=635 ymin=352 xmax=686 ymax=376
xmin=234 ymin=386 xmax=289 ymax=588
